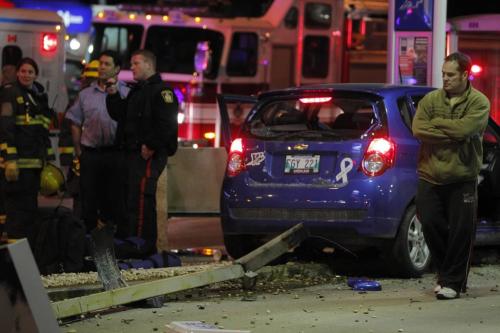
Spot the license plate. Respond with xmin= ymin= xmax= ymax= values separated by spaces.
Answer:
xmin=284 ymin=155 xmax=320 ymax=174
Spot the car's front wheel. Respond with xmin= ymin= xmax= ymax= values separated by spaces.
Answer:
xmin=391 ymin=204 xmax=432 ymax=277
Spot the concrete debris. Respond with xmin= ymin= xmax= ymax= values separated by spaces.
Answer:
xmin=42 ymin=263 xmax=231 ymax=288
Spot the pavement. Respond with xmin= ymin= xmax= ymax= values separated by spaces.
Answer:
xmin=60 ymin=262 xmax=500 ymax=333
xmin=40 ymin=197 xmax=500 ymax=332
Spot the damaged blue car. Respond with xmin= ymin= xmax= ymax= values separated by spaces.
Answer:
xmin=218 ymin=84 xmax=500 ymax=277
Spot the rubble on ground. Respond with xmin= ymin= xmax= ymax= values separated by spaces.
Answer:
xmin=42 ymin=263 xmax=231 ymax=288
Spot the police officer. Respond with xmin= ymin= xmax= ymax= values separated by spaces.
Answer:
xmin=106 ymin=49 xmax=178 ymax=255
xmin=0 ymin=58 xmax=54 ymax=239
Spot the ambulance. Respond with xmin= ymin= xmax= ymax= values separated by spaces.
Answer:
xmin=0 ymin=8 xmax=68 ymax=114
xmin=89 ymin=0 xmax=345 ymax=147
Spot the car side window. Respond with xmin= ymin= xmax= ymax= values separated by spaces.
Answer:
xmin=397 ymin=95 xmax=425 ymax=131
xmin=410 ymin=95 xmax=425 ymax=113
xmin=397 ymin=97 xmax=412 ymax=131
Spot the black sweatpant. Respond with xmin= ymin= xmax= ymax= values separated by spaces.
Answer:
xmin=124 ymin=151 xmax=167 ymax=253
xmin=416 ymin=179 xmax=477 ymax=292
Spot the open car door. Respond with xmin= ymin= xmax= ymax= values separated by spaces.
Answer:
xmin=477 ymin=118 xmax=500 ymax=244
xmin=216 ymin=94 xmax=257 ymax=152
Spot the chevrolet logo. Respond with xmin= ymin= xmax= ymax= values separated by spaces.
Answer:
xmin=293 ymin=143 xmax=309 ymax=150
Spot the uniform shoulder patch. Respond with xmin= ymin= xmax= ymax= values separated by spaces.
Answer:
xmin=161 ymin=89 xmax=174 ymax=104
xmin=16 ymin=96 xmax=24 ymax=104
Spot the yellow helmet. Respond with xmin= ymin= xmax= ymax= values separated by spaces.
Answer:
xmin=40 ymin=163 xmax=65 ymax=196
xmin=82 ymin=60 xmax=100 ymax=78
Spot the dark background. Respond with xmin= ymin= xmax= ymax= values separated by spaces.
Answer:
xmin=77 ymin=0 xmax=500 ymax=18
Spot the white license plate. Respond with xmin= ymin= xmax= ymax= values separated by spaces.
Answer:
xmin=284 ymin=155 xmax=320 ymax=174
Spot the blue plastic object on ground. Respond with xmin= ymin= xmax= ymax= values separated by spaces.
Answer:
xmin=352 ymin=280 xmax=382 ymax=291
xmin=347 ymin=277 xmax=370 ymax=288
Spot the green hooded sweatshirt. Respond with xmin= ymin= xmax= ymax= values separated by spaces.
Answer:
xmin=412 ymin=83 xmax=490 ymax=185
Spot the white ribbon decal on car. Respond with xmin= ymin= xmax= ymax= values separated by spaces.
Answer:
xmin=336 ymin=157 xmax=354 ymax=183
xmin=247 ymin=152 xmax=265 ymax=166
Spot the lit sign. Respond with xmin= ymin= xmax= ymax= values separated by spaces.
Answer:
xmin=395 ymin=0 xmax=433 ymax=31
xmin=13 ymin=1 xmax=92 ymax=34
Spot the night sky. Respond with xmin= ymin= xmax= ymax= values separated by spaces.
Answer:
xmin=75 ymin=0 xmax=500 ymax=18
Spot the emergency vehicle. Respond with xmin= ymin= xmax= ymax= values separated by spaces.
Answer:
xmin=88 ymin=0 xmax=345 ymax=146
xmin=447 ymin=14 xmax=500 ymax=124
xmin=0 ymin=8 xmax=68 ymax=115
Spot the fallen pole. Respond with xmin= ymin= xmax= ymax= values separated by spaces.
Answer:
xmin=52 ymin=223 xmax=308 ymax=319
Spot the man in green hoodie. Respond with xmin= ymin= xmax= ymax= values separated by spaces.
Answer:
xmin=412 ymin=52 xmax=490 ymax=300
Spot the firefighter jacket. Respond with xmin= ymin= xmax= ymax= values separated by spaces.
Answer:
xmin=106 ymin=73 xmax=179 ymax=156
xmin=0 ymin=81 xmax=55 ymax=169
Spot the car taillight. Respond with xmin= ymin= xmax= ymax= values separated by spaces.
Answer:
xmin=299 ymin=97 xmax=332 ymax=104
xmin=362 ymin=137 xmax=395 ymax=176
xmin=42 ymin=33 xmax=58 ymax=52
xmin=227 ymin=138 xmax=245 ymax=177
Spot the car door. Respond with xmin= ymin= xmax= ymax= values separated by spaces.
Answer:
xmin=477 ymin=119 xmax=500 ymax=244
xmin=216 ymin=94 xmax=257 ymax=151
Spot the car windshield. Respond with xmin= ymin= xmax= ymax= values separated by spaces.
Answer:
xmin=244 ymin=94 xmax=379 ymax=140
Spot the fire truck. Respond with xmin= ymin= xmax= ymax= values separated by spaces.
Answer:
xmin=88 ymin=0 xmax=345 ymax=147
xmin=447 ymin=14 xmax=500 ymax=124
xmin=0 ymin=8 xmax=68 ymax=115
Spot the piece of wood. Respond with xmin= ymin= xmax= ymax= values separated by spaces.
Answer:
xmin=52 ymin=264 xmax=245 ymax=319
xmin=236 ymin=223 xmax=308 ymax=272
xmin=52 ymin=224 xmax=309 ymax=319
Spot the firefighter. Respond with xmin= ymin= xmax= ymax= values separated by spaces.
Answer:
xmin=106 ymin=49 xmax=178 ymax=255
xmin=80 ymin=60 xmax=100 ymax=90
xmin=0 ymin=57 xmax=55 ymax=239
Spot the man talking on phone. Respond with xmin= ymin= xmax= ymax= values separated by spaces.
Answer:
xmin=66 ymin=50 xmax=130 ymax=235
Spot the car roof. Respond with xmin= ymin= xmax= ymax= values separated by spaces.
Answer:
xmin=258 ymin=83 xmax=435 ymax=100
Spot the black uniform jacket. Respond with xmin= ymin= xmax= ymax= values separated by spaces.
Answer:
xmin=106 ymin=73 xmax=178 ymax=156
xmin=0 ymin=81 xmax=54 ymax=168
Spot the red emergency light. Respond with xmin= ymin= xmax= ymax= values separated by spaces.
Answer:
xmin=42 ymin=33 xmax=58 ymax=52
xmin=0 ymin=0 xmax=14 ymax=8
xmin=471 ymin=64 xmax=483 ymax=75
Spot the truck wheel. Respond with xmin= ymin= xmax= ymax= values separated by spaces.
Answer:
xmin=391 ymin=204 xmax=431 ymax=277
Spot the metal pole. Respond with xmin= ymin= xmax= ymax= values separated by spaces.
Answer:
xmin=431 ymin=0 xmax=447 ymax=87
xmin=387 ymin=0 xmax=396 ymax=84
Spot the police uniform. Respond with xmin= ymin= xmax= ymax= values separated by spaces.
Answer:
xmin=0 ymin=81 xmax=54 ymax=238
xmin=107 ymin=72 xmax=178 ymax=253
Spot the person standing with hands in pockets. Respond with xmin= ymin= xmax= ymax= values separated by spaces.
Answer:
xmin=106 ymin=49 xmax=178 ymax=255
xmin=412 ymin=52 xmax=490 ymax=300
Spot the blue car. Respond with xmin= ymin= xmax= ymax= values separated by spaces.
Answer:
xmin=218 ymin=84 xmax=500 ymax=277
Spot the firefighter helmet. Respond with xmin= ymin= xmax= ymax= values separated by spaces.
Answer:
xmin=40 ymin=163 xmax=65 ymax=196
xmin=82 ymin=60 xmax=99 ymax=78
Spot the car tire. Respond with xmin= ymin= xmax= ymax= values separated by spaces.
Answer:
xmin=391 ymin=204 xmax=432 ymax=278
xmin=223 ymin=235 xmax=260 ymax=260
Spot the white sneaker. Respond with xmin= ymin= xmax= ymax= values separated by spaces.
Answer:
xmin=434 ymin=285 xmax=442 ymax=294
xmin=436 ymin=287 xmax=459 ymax=300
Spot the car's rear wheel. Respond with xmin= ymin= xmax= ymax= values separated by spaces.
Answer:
xmin=223 ymin=235 xmax=261 ymax=260
xmin=391 ymin=204 xmax=431 ymax=277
